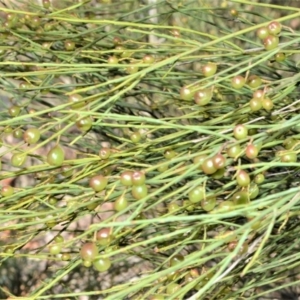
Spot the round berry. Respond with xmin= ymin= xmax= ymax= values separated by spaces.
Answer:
xmin=267 ymin=21 xmax=282 ymax=35
xmin=247 ymin=75 xmax=262 ymax=89
xmin=23 ymin=127 xmax=41 ymax=144
xmin=263 ymin=35 xmax=279 ymax=50
xmin=202 ymin=62 xmax=217 ymax=77
xmin=227 ymin=144 xmax=241 ymax=158
xmin=245 ymin=144 xmax=259 ymax=159
xmin=234 ymin=124 xmax=248 ymax=140
xmin=114 ymin=195 xmax=128 ymax=211
xmin=11 ymin=153 xmax=27 ymax=167
xmin=64 ymin=40 xmax=75 ymax=51
xmin=47 ymin=145 xmax=65 ymax=166
xmin=256 ymin=27 xmax=269 ymax=40
xmin=231 ymin=191 xmax=249 ymax=205
xmin=180 ymin=86 xmax=194 ymax=101
xmin=143 ymin=54 xmax=155 ymax=64
xmin=107 ymin=56 xmax=118 ymax=64
xmin=132 ymin=184 xmax=148 ymax=200
xmin=231 ymin=75 xmax=245 ymax=90
xmin=254 ymin=173 xmax=265 ymax=184
xmin=131 ymin=171 xmax=146 ymax=186
xmin=170 ymin=254 xmax=184 ymax=266
xmin=8 ymin=105 xmax=21 ymax=117
xmin=96 ymin=228 xmax=112 ymax=246
xmin=188 ymin=186 xmax=205 ymax=203
xmin=80 ymin=242 xmax=98 ymax=261
xmin=262 ymin=97 xmax=274 ymax=111
xmin=201 ymin=197 xmax=216 ymax=211
xmin=249 ymin=98 xmax=262 ymax=112
xmin=93 ymin=257 xmax=111 ymax=272
xmin=202 ymin=157 xmax=217 ymax=174
xmin=76 ymin=116 xmax=93 ymax=132
xmin=69 ymin=94 xmax=85 ymax=109
xmin=274 ymin=52 xmax=285 ymax=62
xmin=99 ymin=147 xmax=111 ymax=160
xmin=1 ymin=185 xmax=14 ymax=197
xmin=120 ymin=171 xmax=133 ymax=186
xmin=236 ymin=170 xmax=250 ymax=187
xmin=195 ymin=88 xmax=213 ymax=105
xmin=89 ymin=175 xmax=108 ymax=192
xmin=126 ymin=64 xmax=139 ymax=74
xmin=130 ymin=132 xmax=141 ymax=143
xmin=49 ymin=244 xmax=62 ymax=255
xmin=212 ymin=154 xmax=226 ymax=169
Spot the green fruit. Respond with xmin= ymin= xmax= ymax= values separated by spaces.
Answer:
xmin=218 ymin=200 xmax=234 ymax=212
xmin=231 ymin=75 xmax=245 ymax=89
xmin=132 ymin=184 xmax=148 ymax=200
xmin=1 ymin=185 xmax=14 ymax=197
xmin=82 ymin=260 xmax=92 ymax=267
xmin=54 ymin=235 xmax=64 ymax=243
xmin=8 ymin=105 xmax=21 ymax=117
xmin=236 ymin=170 xmax=250 ymax=187
xmin=274 ymin=52 xmax=285 ymax=62
xmin=89 ymin=175 xmax=108 ymax=192
xmin=180 ymin=86 xmax=194 ymax=101
xmin=61 ymin=253 xmax=71 ymax=261
xmin=99 ymin=147 xmax=111 ymax=160
xmin=166 ymin=283 xmax=180 ymax=294
xmin=130 ymin=132 xmax=141 ymax=143
xmin=143 ymin=54 xmax=155 ymax=64
xmin=249 ymin=183 xmax=259 ymax=199
xmin=23 ymin=128 xmax=41 ymax=144
xmin=262 ymin=97 xmax=274 ymax=111
xmin=233 ymin=124 xmax=248 ymax=140
xmin=254 ymin=173 xmax=265 ymax=184
xmin=188 ymin=186 xmax=205 ymax=203
xmin=131 ymin=171 xmax=146 ymax=186
xmin=164 ymin=149 xmax=176 ymax=159
xmin=13 ymin=128 xmax=23 ymax=139
xmin=280 ymin=151 xmax=297 ymax=163
xmin=202 ymin=158 xmax=217 ymax=174
xmin=126 ymin=64 xmax=139 ymax=74
xmin=120 ymin=171 xmax=133 ymax=186
xmin=96 ymin=228 xmax=112 ymax=246
xmin=194 ymin=88 xmax=212 ymax=106
xmin=114 ymin=195 xmax=128 ymax=211
xmin=170 ymin=254 xmax=184 ymax=266
xmin=76 ymin=116 xmax=93 ymax=132
xmin=247 ymin=75 xmax=262 ymax=89
xmin=256 ymin=26 xmax=269 ymax=40
xmin=212 ymin=154 xmax=226 ymax=169
xmin=202 ymin=62 xmax=217 ymax=77
xmin=49 ymin=244 xmax=62 ymax=255
xmin=267 ymin=21 xmax=282 ymax=35
xmin=93 ymin=257 xmax=111 ymax=272
xmin=232 ymin=191 xmax=249 ymax=205
xmin=47 ymin=145 xmax=65 ymax=166
xmin=11 ymin=153 xmax=27 ymax=167
xmin=249 ymin=98 xmax=262 ymax=111
xmin=80 ymin=242 xmax=98 ymax=261
xmin=43 ymin=0 xmax=51 ymax=9
xmin=65 ymin=40 xmax=75 ymax=51
xmin=201 ymin=197 xmax=216 ymax=211
xmin=227 ymin=144 xmax=241 ymax=158
xmin=245 ymin=144 xmax=259 ymax=159
xmin=69 ymin=94 xmax=85 ymax=109
xmin=167 ymin=202 xmax=179 ymax=213
xmin=108 ymin=56 xmax=119 ymax=64
xmin=263 ymin=35 xmax=279 ymax=50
